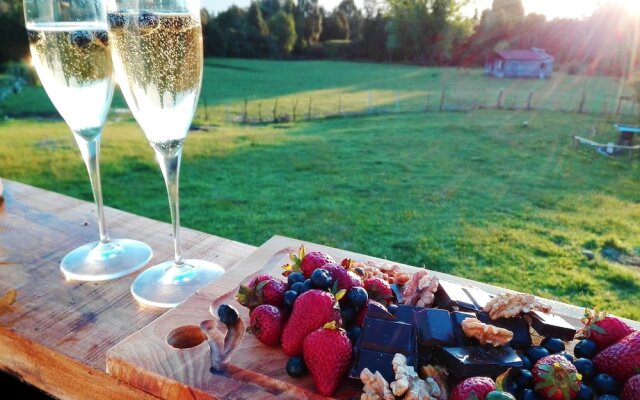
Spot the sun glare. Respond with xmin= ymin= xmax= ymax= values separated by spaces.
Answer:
xmin=622 ymin=0 xmax=640 ymax=15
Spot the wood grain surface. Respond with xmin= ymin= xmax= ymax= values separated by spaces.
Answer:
xmin=0 ymin=179 xmax=255 ymax=400
xmin=106 ymin=235 xmax=640 ymax=400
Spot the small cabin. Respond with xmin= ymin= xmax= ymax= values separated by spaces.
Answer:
xmin=485 ymin=48 xmax=554 ymax=79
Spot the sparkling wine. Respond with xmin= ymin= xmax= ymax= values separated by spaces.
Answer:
xmin=108 ymin=12 xmax=203 ymax=153
xmin=27 ymin=23 xmax=114 ymax=139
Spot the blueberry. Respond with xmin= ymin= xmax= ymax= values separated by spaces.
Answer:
xmin=27 ymin=30 xmax=42 ymax=45
xmin=575 ymin=385 xmax=594 ymax=400
xmin=348 ymin=326 xmax=362 ymax=343
xmin=520 ymin=388 xmax=542 ymax=400
xmin=285 ymin=356 xmax=307 ymax=377
xmin=593 ymin=374 xmax=618 ymax=395
xmin=69 ymin=30 xmax=93 ymax=48
xmin=290 ymin=281 xmax=304 ymax=294
xmin=310 ymin=268 xmax=333 ymax=289
xmin=95 ymin=30 xmax=108 ymax=46
xmin=525 ymin=346 xmax=550 ymax=365
xmin=520 ymin=354 xmax=532 ymax=370
xmin=138 ymin=11 xmax=159 ymax=30
xmin=513 ymin=369 xmax=533 ymax=388
xmin=502 ymin=378 xmax=519 ymax=395
xmin=598 ymin=395 xmax=619 ymax=400
xmin=559 ymin=351 xmax=574 ymax=363
xmin=301 ymin=279 xmax=313 ymax=293
xmin=107 ymin=13 xmax=126 ymax=29
xmin=574 ymin=339 xmax=598 ymax=359
xmin=283 ymin=290 xmax=298 ymax=307
xmin=217 ymin=304 xmax=239 ymax=325
xmin=387 ymin=303 xmax=398 ymax=314
xmin=540 ymin=337 xmax=565 ymax=354
xmin=573 ymin=358 xmax=597 ymax=382
xmin=287 ymin=271 xmax=305 ymax=286
xmin=341 ymin=307 xmax=356 ymax=325
xmin=347 ymin=287 xmax=368 ymax=308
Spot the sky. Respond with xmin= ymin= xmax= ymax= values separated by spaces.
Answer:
xmin=203 ymin=0 xmax=605 ymax=20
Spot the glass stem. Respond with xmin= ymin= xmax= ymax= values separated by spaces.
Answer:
xmin=74 ymin=131 xmax=110 ymax=246
xmin=154 ymin=147 xmax=185 ymax=268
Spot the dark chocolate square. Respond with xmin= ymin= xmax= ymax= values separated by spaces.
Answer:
xmin=450 ymin=311 xmax=476 ymax=346
xmin=360 ymin=317 xmax=416 ymax=354
xmin=394 ymin=304 xmax=422 ymax=324
xmin=435 ymin=346 xmax=522 ymax=378
xmin=349 ymin=348 xmax=396 ymax=383
xmin=530 ymin=310 xmax=577 ymax=342
xmin=435 ymin=281 xmax=493 ymax=312
xmin=414 ymin=308 xmax=456 ymax=347
xmin=476 ymin=312 xmax=532 ymax=349
xmin=365 ymin=302 xmax=397 ymax=321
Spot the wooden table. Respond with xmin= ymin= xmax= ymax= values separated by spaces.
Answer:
xmin=0 ymin=179 xmax=256 ymax=400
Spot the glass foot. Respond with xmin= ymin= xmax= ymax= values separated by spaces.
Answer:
xmin=60 ymin=239 xmax=153 ymax=281
xmin=130 ymin=259 xmax=225 ymax=308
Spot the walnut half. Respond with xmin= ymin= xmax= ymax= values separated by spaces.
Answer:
xmin=461 ymin=317 xmax=513 ymax=347
xmin=360 ymin=368 xmax=394 ymax=400
xmin=483 ymin=292 xmax=551 ymax=319
xmin=390 ymin=353 xmax=441 ymax=400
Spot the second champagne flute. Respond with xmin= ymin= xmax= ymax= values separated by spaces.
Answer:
xmin=107 ymin=0 xmax=224 ymax=307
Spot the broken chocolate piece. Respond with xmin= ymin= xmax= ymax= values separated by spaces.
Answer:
xmin=414 ymin=308 xmax=456 ymax=347
xmin=477 ymin=312 xmax=532 ymax=349
xmin=435 ymin=346 xmax=522 ymax=379
xmin=367 ymin=301 xmax=397 ymax=321
xmin=529 ymin=310 xmax=577 ymax=342
xmin=394 ymin=304 xmax=422 ymax=324
xmin=360 ymin=317 xmax=417 ymax=354
xmin=435 ymin=281 xmax=493 ymax=312
xmin=451 ymin=311 xmax=476 ymax=346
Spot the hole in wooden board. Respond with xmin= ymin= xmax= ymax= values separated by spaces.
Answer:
xmin=166 ymin=325 xmax=207 ymax=349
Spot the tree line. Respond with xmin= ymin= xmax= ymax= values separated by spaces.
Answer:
xmin=0 ymin=0 xmax=639 ymax=78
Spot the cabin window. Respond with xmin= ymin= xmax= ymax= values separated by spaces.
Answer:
xmin=540 ymin=63 xmax=547 ymax=69
xmin=496 ymin=60 xmax=503 ymax=69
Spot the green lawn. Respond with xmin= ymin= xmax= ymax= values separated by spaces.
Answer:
xmin=1 ymin=59 xmax=639 ymax=319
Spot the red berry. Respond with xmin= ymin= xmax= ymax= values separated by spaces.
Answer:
xmin=363 ymin=277 xmax=394 ymax=304
xmin=622 ymin=374 xmax=640 ymax=400
xmin=248 ymin=304 xmax=285 ymax=346
xmin=532 ymin=354 xmax=580 ymax=400
xmin=450 ymin=376 xmax=496 ymax=400
xmin=579 ymin=308 xmax=634 ymax=351
xmin=593 ymin=330 xmax=640 ymax=383
xmin=303 ymin=322 xmax=352 ymax=396
xmin=236 ymin=274 xmax=286 ymax=309
xmin=281 ymin=289 xmax=341 ymax=357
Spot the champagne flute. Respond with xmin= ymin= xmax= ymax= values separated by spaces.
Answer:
xmin=24 ymin=0 xmax=153 ymax=281
xmin=107 ymin=0 xmax=224 ymax=307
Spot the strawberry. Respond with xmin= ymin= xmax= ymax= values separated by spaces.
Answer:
xmin=579 ymin=307 xmax=635 ymax=351
xmin=282 ymin=245 xmax=335 ymax=278
xmin=236 ymin=274 xmax=286 ymax=309
xmin=303 ymin=321 xmax=353 ymax=396
xmin=363 ymin=277 xmax=394 ymax=304
xmin=450 ymin=376 xmax=496 ymax=400
xmin=593 ymin=330 xmax=640 ymax=383
xmin=532 ymin=354 xmax=581 ymax=400
xmin=322 ymin=262 xmax=363 ymax=291
xmin=248 ymin=304 xmax=285 ymax=346
xmin=622 ymin=374 xmax=640 ymax=400
xmin=281 ymin=289 xmax=341 ymax=356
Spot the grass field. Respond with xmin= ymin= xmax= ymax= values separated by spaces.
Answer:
xmin=1 ymin=59 xmax=639 ymax=319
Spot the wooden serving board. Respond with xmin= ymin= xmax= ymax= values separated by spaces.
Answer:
xmin=106 ymin=235 xmax=640 ymax=400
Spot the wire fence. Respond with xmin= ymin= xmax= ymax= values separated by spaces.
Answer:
xmin=196 ymin=87 xmax=639 ymax=125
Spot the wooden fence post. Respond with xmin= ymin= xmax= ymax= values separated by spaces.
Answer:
xmin=616 ymin=97 xmax=624 ymax=115
xmin=578 ymin=90 xmax=586 ymax=114
xmin=292 ymin=99 xmax=299 ymax=123
xmin=526 ymin=90 xmax=534 ymax=110
xmin=307 ymin=97 xmax=312 ymax=121
xmin=368 ymin=92 xmax=373 ymax=114
xmin=258 ymin=102 xmax=262 ymax=123
xmin=338 ymin=96 xmax=342 ymax=116
xmin=242 ymin=98 xmax=248 ymax=123
xmin=439 ymin=89 xmax=445 ymax=112
xmin=203 ymin=95 xmax=209 ymax=121
xmin=496 ymin=89 xmax=504 ymax=109
xmin=273 ymin=98 xmax=278 ymax=123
